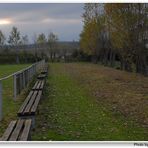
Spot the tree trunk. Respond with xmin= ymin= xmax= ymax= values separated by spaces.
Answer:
xmin=109 ymin=51 xmax=115 ymax=67
xmin=136 ymin=56 xmax=148 ymax=76
xmin=91 ymin=55 xmax=98 ymax=64
xmin=16 ymin=55 xmax=20 ymax=64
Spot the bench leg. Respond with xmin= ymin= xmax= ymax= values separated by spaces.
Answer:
xmin=37 ymin=108 xmax=40 ymax=115
xmin=31 ymin=116 xmax=35 ymax=130
xmin=27 ymin=130 xmax=32 ymax=141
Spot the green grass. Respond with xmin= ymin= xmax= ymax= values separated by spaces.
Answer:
xmin=0 ymin=64 xmax=30 ymax=78
xmin=32 ymin=63 xmax=147 ymax=141
xmin=0 ymin=64 xmax=31 ymax=137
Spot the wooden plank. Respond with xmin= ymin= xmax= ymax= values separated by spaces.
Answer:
xmin=19 ymin=119 xmax=32 ymax=141
xmin=1 ymin=121 xmax=17 ymax=141
xmin=32 ymin=81 xmax=39 ymax=90
xmin=36 ymin=81 xmax=41 ymax=90
xmin=31 ymin=90 xmax=42 ymax=114
xmin=24 ymin=91 xmax=38 ymax=115
xmin=37 ymin=74 xmax=46 ymax=79
xmin=41 ymin=65 xmax=48 ymax=74
xmin=32 ymin=80 xmax=44 ymax=90
xmin=40 ymin=80 xmax=45 ymax=89
xmin=9 ymin=120 xmax=24 ymax=141
xmin=18 ymin=91 xmax=34 ymax=116
xmin=39 ymin=81 xmax=43 ymax=89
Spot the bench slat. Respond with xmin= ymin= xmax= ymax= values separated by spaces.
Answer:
xmin=41 ymin=66 xmax=48 ymax=74
xmin=32 ymin=80 xmax=45 ymax=90
xmin=1 ymin=121 xmax=17 ymax=141
xmin=37 ymin=74 xmax=46 ymax=79
xmin=40 ymin=80 xmax=45 ymax=90
xmin=24 ymin=91 xmax=38 ymax=115
xmin=36 ymin=81 xmax=41 ymax=90
xmin=9 ymin=120 xmax=24 ymax=141
xmin=18 ymin=91 xmax=34 ymax=116
xmin=19 ymin=119 xmax=32 ymax=141
xmin=31 ymin=90 xmax=42 ymax=114
xmin=32 ymin=81 xmax=39 ymax=90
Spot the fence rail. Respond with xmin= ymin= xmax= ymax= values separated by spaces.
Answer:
xmin=0 ymin=59 xmax=45 ymax=121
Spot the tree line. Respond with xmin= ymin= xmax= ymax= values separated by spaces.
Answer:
xmin=0 ymin=26 xmax=58 ymax=47
xmin=80 ymin=4 xmax=148 ymax=75
xmin=0 ymin=26 xmax=59 ymax=63
xmin=0 ymin=26 xmax=79 ymax=64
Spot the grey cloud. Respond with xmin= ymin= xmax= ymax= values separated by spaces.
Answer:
xmin=0 ymin=4 xmax=83 ymax=21
xmin=0 ymin=3 xmax=84 ymax=41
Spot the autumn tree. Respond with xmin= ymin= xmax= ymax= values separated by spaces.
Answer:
xmin=131 ymin=4 xmax=148 ymax=74
xmin=80 ymin=3 xmax=112 ymax=64
xmin=105 ymin=3 xmax=148 ymax=74
xmin=80 ymin=3 xmax=148 ymax=75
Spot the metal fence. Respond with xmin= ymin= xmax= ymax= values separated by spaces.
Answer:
xmin=0 ymin=59 xmax=45 ymax=121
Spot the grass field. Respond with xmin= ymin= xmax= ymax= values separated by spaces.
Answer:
xmin=0 ymin=64 xmax=31 ymax=137
xmin=32 ymin=63 xmax=148 ymax=141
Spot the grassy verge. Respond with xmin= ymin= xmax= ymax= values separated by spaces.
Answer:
xmin=0 ymin=64 xmax=30 ymax=78
xmin=0 ymin=64 xmax=31 ymax=137
xmin=32 ymin=63 xmax=147 ymax=141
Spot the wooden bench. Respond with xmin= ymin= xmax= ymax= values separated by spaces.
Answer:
xmin=1 ymin=119 xmax=32 ymax=141
xmin=37 ymin=73 xmax=47 ymax=80
xmin=17 ymin=90 xmax=42 ymax=128
xmin=41 ymin=64 xmax=48 ymax=75
xmin=32 ymin=80 xmax=45 ymax=91
xmin=17 ymin=90 xmax=42 ymax=117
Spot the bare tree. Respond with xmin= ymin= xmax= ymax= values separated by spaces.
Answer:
xmin=0 ymin=30 xmax=5 ymax=46
xmin=21 ymin=35 xmax=29 ymax=45
xmin=47 ymin=32 xmax=58 ymax=61
xmin=8 ymin=26 xmax=21 ymax=64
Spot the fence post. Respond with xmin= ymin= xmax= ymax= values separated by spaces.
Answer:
xmin=28 ymin=68 xmax=30 ymax=81
xmin=20 ymin=73 xmax=23 ymax=90
xmin=23 ymin=71 xmax=25 ymax=88
xmin=13 ymin=74 xmax=17 ymax=101
xmin=0 ymin=81 xmax=2 ymax=121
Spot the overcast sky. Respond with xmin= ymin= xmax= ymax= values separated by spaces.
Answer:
xmin=0 ymin=3 xmax=84 ymax=42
